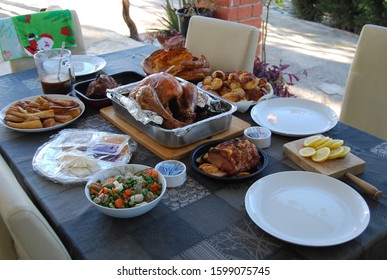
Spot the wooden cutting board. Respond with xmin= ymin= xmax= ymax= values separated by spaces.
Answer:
xmin=283 ymin=136 xmax=365 ymax=179
xmin=283 ymin=136 xmax=383 ymax=200
xmin=100 ymin=106 xmax=250 ymax=160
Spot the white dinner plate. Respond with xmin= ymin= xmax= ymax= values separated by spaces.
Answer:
xmin=0 ymin=94 xmax=85 ymax=133
xmin=72 ymin=55 xmax=106 ymax=76
xmin=245 ymin=171 xmax=370 ymax=246
xmin=250 ymin=98 xmax=338 ymax=136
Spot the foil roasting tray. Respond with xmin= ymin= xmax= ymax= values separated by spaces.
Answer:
xmin=107 ymin=79 xmax=237 ymax=148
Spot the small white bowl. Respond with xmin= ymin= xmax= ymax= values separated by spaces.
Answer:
xmin=244 ymin=126 xmax=272 ymax=149
xmin=155 ymin=160 xmax=186 ymax=188
xmin=84 ymin=164 xmax=166 ymax=218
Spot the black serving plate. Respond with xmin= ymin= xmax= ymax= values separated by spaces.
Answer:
xmin=74 ymin=71 xmax=144 ymax=108
xmin=189 ymin=139 xmax=268 ymax=181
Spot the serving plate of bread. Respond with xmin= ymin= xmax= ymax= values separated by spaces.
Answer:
xmin=0 ymin=95 xmax=84 ymax=132
xmin=197 ymin=70 xmax=274 ymax=113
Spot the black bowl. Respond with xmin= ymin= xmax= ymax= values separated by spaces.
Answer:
xmin=74 ymin=71 xmax=144 ymax=108
xmin=189 ymin=139 xmax=268 ymax=181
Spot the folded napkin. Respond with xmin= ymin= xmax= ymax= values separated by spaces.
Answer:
xmin=0 ymin=9 xmax=77 ymax=61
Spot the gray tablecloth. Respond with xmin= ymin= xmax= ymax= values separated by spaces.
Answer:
xmin=1 ymin=46 xmax=386 ymax=260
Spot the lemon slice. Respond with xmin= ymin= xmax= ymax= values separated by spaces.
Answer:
xmin=315 ymin=138 xmax=334 ymax=149
xmin=303 ymin=135 xmax=322 ymax=147
xmin=311 ymin=136 xmax=330 ymax=148
xmin=328 ymin=146 xmax=345 ymax=159
xmin=337 ymin=146 xmax=351 ymax=158
xmin=328 ymin=139 xmax=344 ymax=149
xmin=299 ymin=147 xmax=316 ymax=157
xmin=312 ymin=147 xmax=330 ymax=162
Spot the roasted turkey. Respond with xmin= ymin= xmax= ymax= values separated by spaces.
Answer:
xmin=199 ymin=138 xmax=261 ymax=176
xmin=129 ymin=72 xmax=198 ymax=129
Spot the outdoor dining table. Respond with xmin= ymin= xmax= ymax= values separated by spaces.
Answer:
xmin=0 ymin=45 xmax=386 ymax=260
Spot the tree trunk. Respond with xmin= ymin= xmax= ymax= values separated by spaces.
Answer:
xmin=122 ymin=0 xmax=140 ymax=41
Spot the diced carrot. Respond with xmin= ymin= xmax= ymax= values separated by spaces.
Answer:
xmin=90 ymin=182 xmax=102 ymax=188
xmin=151 ymin=169 xmax=158 ymax=179
xmin=104 ymin=177 xmax=115 ymax=184
xmin=89 ymin=188 xmax=99 ymax=195
xmin=124 ymin=189 xmax=132 ymax=196
xmin=114 ymin=198 xmax=125 ymax=208
xmin=102 ymin=187 xmax=109 ymax=194
xmin=145 ymin=169 xmax=158 ymax=179
xmin=122 ymin=189 xmax=132 ymax=199
xmin=89 ymin=184 xmax=102 ymax=194
xmin=150 ymin=182 xmax=159 ymax=193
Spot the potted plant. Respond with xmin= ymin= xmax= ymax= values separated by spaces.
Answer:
xmin=144 ymin=0 xmax=185 ymax=49
xmin=253 ymin=58 xmax=306 ymax=98
xmin=146 ymin=0 xmax=215 ymax=48
xmin=159 ymin=0 xmax=180 ymax=32
xmin=176 ymin=0 xmax=215 ymax=36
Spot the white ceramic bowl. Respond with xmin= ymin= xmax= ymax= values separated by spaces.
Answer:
xmin=155 ymin=160 xmax=186 ymax=188
xmin=244 ymin=126 xmax=272 ymax=149
xmin=84 ymin=164 xmax=166 ymax=218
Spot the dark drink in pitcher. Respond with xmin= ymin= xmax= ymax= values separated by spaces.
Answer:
xmin=41 ymin=73 xmax=72 ymax=95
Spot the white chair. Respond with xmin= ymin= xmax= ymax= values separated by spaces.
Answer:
xmin=0 ymin=155 xmax=71 ymax=259
xmin=9 ymin=9 xmax=86 ymax=73
xmin=339 ymin=24 xmax=387 ymax=141
xmin=185 ymin=16 xmax=259 ymax=72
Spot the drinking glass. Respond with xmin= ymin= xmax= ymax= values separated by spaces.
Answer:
xmin=34 ymin=48 xmax=75 ymax=95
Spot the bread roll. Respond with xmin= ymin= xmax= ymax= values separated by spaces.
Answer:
xmin=210 ymin=78 xmax=223 ymax=90
xmin=239 ymin=72 xmax=259 ymax=90
xmin=246 ymin=87 xmax=264 ymax=101
xmin=228 ymin=73 xmax=242 ymax=90
xmin=211 ymin=70 xmax=226 ymax=80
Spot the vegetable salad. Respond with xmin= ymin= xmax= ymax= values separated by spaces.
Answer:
xmin=87 ymin=169 xmax=162 ymax=209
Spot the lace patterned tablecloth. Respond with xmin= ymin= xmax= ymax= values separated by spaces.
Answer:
xmin=1 ymin=45 xmax=386 ymax=260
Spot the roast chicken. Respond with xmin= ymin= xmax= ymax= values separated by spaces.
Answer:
xmin=199 ymin=138 xmax=261 ymax=177
xmin=86 ymin=74 xmax=118 ymax=98
xmin=129 ymin=72 xmax=198 ymax=129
